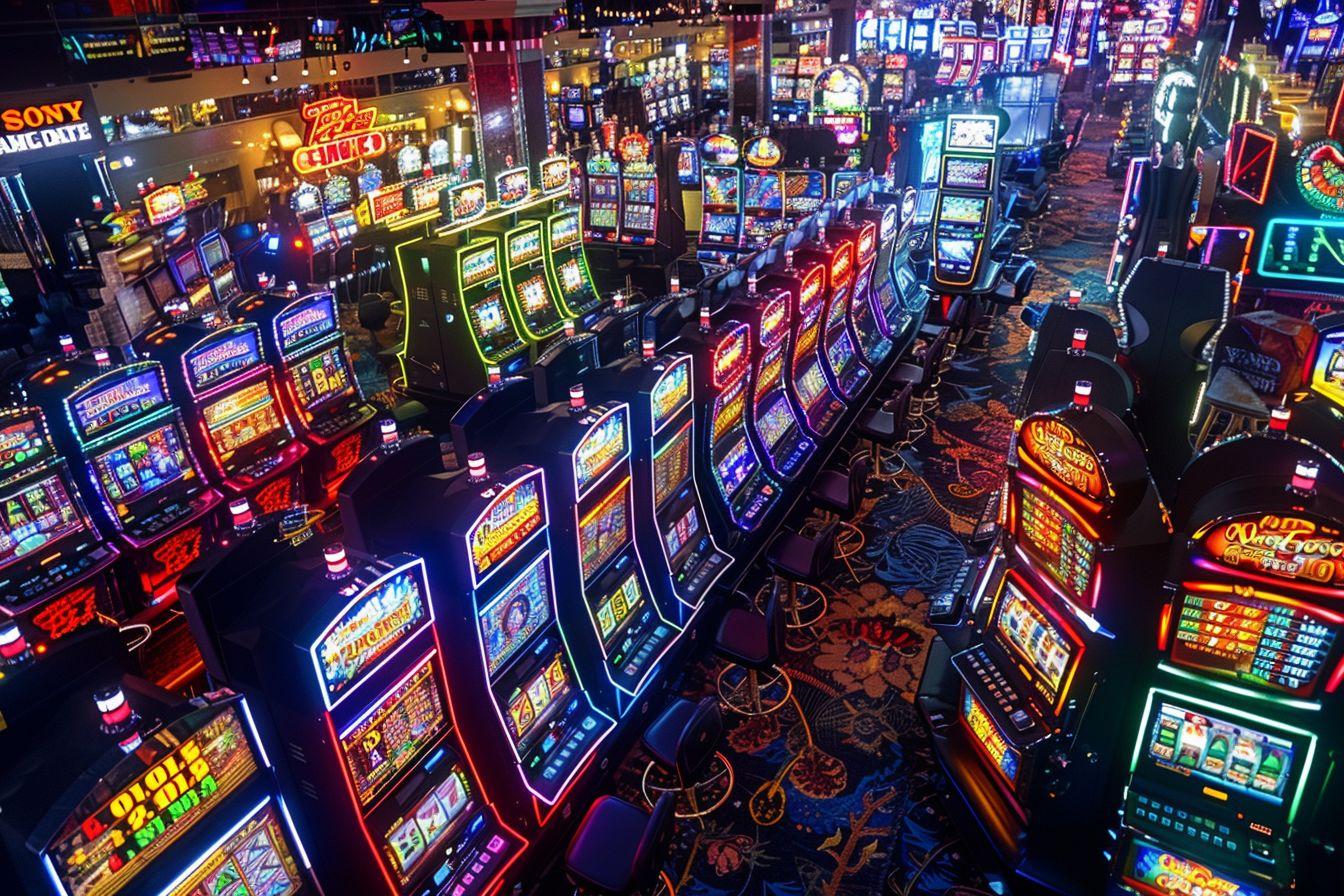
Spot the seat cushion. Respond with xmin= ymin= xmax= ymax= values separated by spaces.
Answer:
xmin=890 ymin=362 xmax=925 ymax=386
xmin=765 ymin=530 xmax=823 ymax=580
xmin=715 ymin=607 xmax=771 ymax=668
xmin=565 ymin=796 xmax=652 ymax=894
xmin=856 ymin=408 xmax=897 ymax=441
xmin=810 ymin=469 xmax=851 ymax=514
xmin=642 ymin=698 xmax=697 ymax=769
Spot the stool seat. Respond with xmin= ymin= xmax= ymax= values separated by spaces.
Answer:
xmin=642 ymin=698 xmax=698 ymax=769
xmin=856 ymin=407 xmax=897 ymax=440
xmin=766 ymin=530 xmax=827 ymax=582
xmin=810 ymin=469 xmax=850 ymax=514
xmin=716 ymin=608 xmax=772 ymax=668
xmin=566 ymin=796 xmax=661 ymax=895
xmin=890 ymin=362 xmax=925 ymax=386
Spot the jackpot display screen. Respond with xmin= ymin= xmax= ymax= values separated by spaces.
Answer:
xmin=575 ymin=408 xmax=627 ymax=494
xmin=1170 ymin=590 xmax=1336 ymax=697
xmin=201 ymin=380 xmax=285 ymax=464
xmin=45 ymin=704 xmax=259 ymax=896
xmin=161 ymin=801 xmax=302 ymax=896
xmin=0 ymin=471 xmax=84 ymax=570
xmin=289 ymin=344 xmax=354 ymax=411
xmin=1016 ymin=487 xmax=1097 ymax=604
xmin=338 ymin=652 xmax=449 ymax=807
xmin=382 ymin=763 xmax=473 ymax=886
xmin=946 ymin=115 xmax=997 ymax=151
xmin=653 ymin=423 xmax=692 ymax=508
xmin=469 ymin=472 xmax=543 ymax=582
xmin=186 ymin=329 xmax=263 ymax=392
xmin=92 ymin=423 xmax=190 ymax=509
xmin=73 ymin=369 xmax=168 ymax=441
xmin=579 ymin=481 xmax=630 ymax=582
xmin=479 ymin=555 xmax=553 ymax=676
xmin=596 ymin=572 xmax=646 ymax=645
xmin=507 ymin=653 xmax=571 ymax=743
xmin=1143 ymin=700 xmax=1296 ymax=805
xmin=991 ymin=580 xmax=1079 ymax=703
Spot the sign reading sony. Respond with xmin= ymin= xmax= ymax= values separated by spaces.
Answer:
xmin=0 ymin=87 xmax=105 ymax=163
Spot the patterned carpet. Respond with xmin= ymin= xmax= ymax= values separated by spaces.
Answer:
xmin=599 ymin=115 xmax=1126 ymax=896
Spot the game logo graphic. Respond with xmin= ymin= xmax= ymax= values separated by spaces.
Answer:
xmin=292 ymin=95 xmax=388 ymax=177
xmin=1017 ymin=417 xmax=1106 ymax=501
xmin=574 ymin=406 xmax=628 ymax=494
xmin=1199 ymin=512 xmax=1344 ymax=587
xmin=962 ymin=689 xmax=1020 ymax=785
xmin=1120 ymin=837 xmax=1264 ymax=896
xmin=469 ymin=470 xmax=544 ymax=582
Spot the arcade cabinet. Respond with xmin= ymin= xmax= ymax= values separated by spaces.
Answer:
xmin=931 ymin=113 xmax=1008 ymax=294
xmin=616 ymin=132 xmax=660 ymax=248
xmin=742 ymin=135 xmax=787 ymax=249
xmin=196 ymin=229 xmax=244 ymax=308
xmin=795 ymin=221 xmax=869 ymax=400
xmin=829 ymin=216 xmax=895 ymax=371
xmin=698 ymin=134 xmax=745 ymax=263
xmin=228 ymin=290 xmax=378 ymax=507
xmin=544 ymin=208 xmax=602 ymax=324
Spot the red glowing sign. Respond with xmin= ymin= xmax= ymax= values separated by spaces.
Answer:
xmin=143 ymin=185 xmax=185 ymax=226
xmin=292 ymin=96 xmax=388 ymax=177
xmin=712 ymin=323 xmax=751 ymax=389
xmin=1225 ymin=123 xmax=1277 ymax=205
xmin=1199 ymin=513 xmax=1344 ymax=588
xmin=800 ymin=265 xmax=824 ymax=309
xmin=831 ymin=242 xmax=855 ymax=287
xmin=1017 ymin=416 xmax=1106 ymax=503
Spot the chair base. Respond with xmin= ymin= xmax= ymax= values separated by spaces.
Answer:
xmin=717 ymin=663 xmax=793 ymax=716
xmin=641 ymin=752 xmax=735 ymax=819
xmin=754 ymin=580 xmax=829 ymax=651
xmin=572 ymin=871 xmax=676 ymax=896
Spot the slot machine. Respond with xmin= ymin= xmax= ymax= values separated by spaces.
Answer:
xmin=1001 ymin=25 xmax=1029 ymax=67
xmin=0 ymin=406 xmax=119 ymax=654
xmin=189 ymin=528 xmax=526 ymax=895
xmin=909 ymin=8 xmax=936 ymax=55
xmin=742 ymin=135 xmax=787 ymax=249
xmin=495 ymin=219 xmax=569 ymax=343
xmin=811 ymin=63 xmax=870 ymax=165
xmin=22 ymin=356 xmax=222 ymax=684
xmin=794 ymin=227 xmax=867 ymax=400
xmin=851 ymin=200 xmax=913 ymax=340
xmin=167 ymin=244 xmax=216 ymax=315
xmin=291 ymin=182 xmax=338 ymax=283
xmin=584 ymin=152 xmax=621 ymax=244
xmin=617 ymin=132 xmax=658 ymax=247
xmin=4 ymin=689 xmax=321 ymax=896
xmin=935 ymin=39 xmax=959 ymax=84
xmin=560 ymin=86 xmax=589 ymax=133
xmin=761 ymin=253 xmax=846 ymax=439
xmin=544 ymin=208 xmax=602 ymax=325
xmin=670 ymin=137 xmax=702 ymax=230
xmin=137 ymin=320 xmax=307 ymax=516
xmin=918 ymin=387 xmax=1170 ymax=893
xmin=196 ymin=230 xmax=243 ymax=308
xmin=396 ymin=233 xmax=531 ymax=401
xmin=829 ymin=218 xmax=894 ymax=369
xmin=1112 ymin=434 xmax=1344 ymax=895
xmin=323 ymin=175 xmax=360 ymax=250
xmin=784 ymin=169 xmax=827 ymax=220
xmin=830 ymin=170 xmax=867 ymax=204
xmin=698 ymin=134 xmax=745 ymax=262
xmin=932 ymin=113 xmax=1002 ymax=292
xmin=228 ymin=290 xmax=377 ymax=507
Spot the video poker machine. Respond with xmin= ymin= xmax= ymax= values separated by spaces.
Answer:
xmin=918 ymin=386 xmax=1171 ymax=893
xmin=187 ymin=527 xmax=525 ymax=896
xmin=137 ymin=320 xmax=307 ymax=516
xmin=227 ymin=290 xmax=378 ymax=507
xmin=166 ymin=244 xmax=217 ymax=318
xmin=196 ymin=231 xmax=244 ymax=309
xmin=932 ymin=113 xmax=1002 ymax=292
xmin=543 ymin=208 xmax=602 ymax=325
xmin=742 ymin=135 xmax=787 ymax=250
xmin=761 ymin=253 xmax=846 ymax=439
xmin=334 ymin=439 xmax=618 ymax=830
xmin=1112 ymin=434 xmax=1344 ymax=895
xmin=3 ymin=689 xmax=321 ymax=896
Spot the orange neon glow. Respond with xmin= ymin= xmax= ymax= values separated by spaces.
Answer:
xmin=991 ymin=571 xmax=1087 ymax=715
xmin=1157 ymin=603 xmax=1172 ymax=651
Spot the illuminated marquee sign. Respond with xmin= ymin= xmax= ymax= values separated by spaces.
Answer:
xmin=743 ymin=135 xmax=783 ymax=168
xmin=1257 ymin=218 xmax=1344 ymax=286
xmin=496 ymin=166 xmax=531 ymax=207
xmin=800 ymin=266 xmax=824 ymax=309
xmin=1018 ymin=416 xmax=1106 ymax=502
xmin=761 ymin=292 xmax=789 ymax=345
xmin=1296 ymin=139 xmax=1344 ymax=214
xmin=712 ymin=323 xmax=751 ymax=389
xmin=540 ymin=154 xmax=570 ymax=195
xmin=699 ymin=133 xmax=740 ymax=166
xmin=292 ymin=96 xmax=389 ymax=177
xmin=0 ymin=86 xmax=105 ymax=161
xmin=447 ymin=179 xmax=486 ymax=223
xmin=574 ymin=406 xmax=629 ymax=494
xmin=961 ymin=689 xmax=1020 ymax=784
xmin=143 ymin=184 xmax=185 ymax=226
xmin=617 ymin=132 xmax=651 ymax=165
xmin=1199 ymin=512 xmax=1344 ymax=587
xmin=469 ymin=470 xmax=544 ymax=581
xmin=651 ymin=356 xmax=692 ymax=432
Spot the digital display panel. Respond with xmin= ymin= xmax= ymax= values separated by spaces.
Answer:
xmin=938 ymin=195 xmax=987 ymax=224
xmin=653 ymin=423 xmax=691 ymax=508
xmin=479 ymin=554 xmax=553 ymax=676
xmin=288 ymin=344 xmax=354 ymax=412
xmin=946 ymin=115 xmax=997 ymax=151
xmin=1312 ymin=329 xmax=1344 ymax=406
xmin=507 ymin=227 xmax=543 ymax=266
xmin=745 ymin=171 xmax=783 ymax=211
xmin=339 ymin=652 xmax=449 ymax=807
xmin=0 ymin=412 xmax=54 ymax=475
xmin=756 ymin=396 xmax=794 ymax=452
xmin=595 ymin=571 xmax=646 ymax=645
xmin=579 ymin=479 xmax=630 ymax=582
xmin=198 ymin=234 xmax=226 ymax=272
xmin=1017 ymin=487 xmax=1097 ymax=604
xmin=172 ymin=248 xmax=202 ymax=286
xmin=469 ymin=471 xmax=544 ymax=582
xmin=91 ymin=422 xmax=189 ymax=510
xmin=0 ymin=473 xmax=84 ymax=571
xmin=160 ymin=801 xmax=302 ymax=896
xmin=557 ymin=258 xmax=584 ymax=294
xmin=574 ymin=407 xmax=627 ymax=494
xmin=550 ymin=212 xmax=580 ymax=249
xmin=460 ymin=243 xmax=499 ymax=289
xmin=312 ymin=560 xmax=432 ymax=706
xmin=991 ymin=580 xmax=1078 ymax=702
xmin=1257 ymin=219 xmax=1344 ymax=286
xmin=716 ymin=438 xmax=755 ymax=496
xmin=516 ymin=276 xmax=553 ymax=316
xmin=797 ymin=363 xmax=828 ymax=408
xmin=507 ymin=654 xmax=571 ymax=743
xmin=1144 ymin=701 xmax=1295 ymax=805
xmin=467 ymin=293 xmax=510 ymax=339
xmin=943 ymin=157 xmax=992 ymax=190
xmin=663 ymin=505 xmax=702 ymax=560
xmin=277 ymin=293 xmax=338 ymax=354
xmin=1170 ymin=590 xmax=1336 ymax=697
xmin=962 ymin=689 xmax=1020 ymax=785
xmin=201 ymin=379 xmax=284 ymax=462
xmin=1118 ymin=836 xmax=1264 ymax=896
xmin=701 ymin=169 xmax=740 ymax=207
xmin=72 ymin=368 xmax=169 ymax=441
xmin=47 ymin=705 xmax=258 ymax=896
xmin=651 ymin=358 xmax=691 ymax=431
xmin=187 ymin=329 xmax=263 ymax=392
xmin=382 ymin=763 xmax=473 ymax=885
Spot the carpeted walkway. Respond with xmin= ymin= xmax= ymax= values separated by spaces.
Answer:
xmin=598 ymin=113 xmax=1126 ymax=896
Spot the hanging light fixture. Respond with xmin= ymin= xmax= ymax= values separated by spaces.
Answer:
xmin=267 ymin=62 xmax=279 ymax=83
xmin=403 ymin=45 xmax=411 ymax=64
xmin=241 ymin=65 xmax=250 ymax=85
xmin=328 ymin=55 xmax=338 ymax=76
xmin=301 ymin=57 xmax=309 ymax=77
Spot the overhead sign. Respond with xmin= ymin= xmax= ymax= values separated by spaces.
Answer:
xmin=0 ymin=87 xmax=105 ymax=163
xmin=292 ymin=95 xmax=388 ymax=177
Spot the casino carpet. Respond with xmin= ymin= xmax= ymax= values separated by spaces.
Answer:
xmin=596 ymin=113 xmax=1127 ymax=896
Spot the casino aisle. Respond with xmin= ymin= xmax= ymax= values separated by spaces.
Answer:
xmin=570 ymin=112 xmax=1128 ymax=896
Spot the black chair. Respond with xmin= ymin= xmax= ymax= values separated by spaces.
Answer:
xmin=807 ymin=454 xmax=872 ymax=579
xmin=714 ymin=583 xmax=792 ymax=715
xmin=565 ymin=792 xmax=677 ymax=895
xmin=856 ymin=384 xmax=914 ymax=483
xmin=641 ymin=696 xmax=734 ymax=818
xmin=889 ymin=329 xmax=949 ymax=437
xmin=760 ymin=521 xmax=838 ymax=647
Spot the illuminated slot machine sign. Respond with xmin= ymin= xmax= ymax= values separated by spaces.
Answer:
xmin=672 ymin=138 xmax=700 ymax=187
xmin=584 ymin=154 xmax=621 ymax=242
xmin=742 ymin=135 xmax=785 ymax=246
xmin=1255 ymin=219 xmax=1344 ymax=289
xmin=275 ymin=291 xmax=360 ymax=426
xmin=1294 ymin=139 xmax=1344 ymax=215
xmin=750 ymin=289 xmax=809 ymax=476
xmin=504 ymin=223 xmax=565 ymax=339
xmin=540 ymin=154 xmax=571 ymax=196
xmin=790 ymin=265 xmax=834 ymax=425
xmin=698 ymin=134 xmax=743 ymax=252
xmin=545 ymin=210 xmax=599 ymax=317
xmin=821 ymin=244 xmax=867 ymax=398
xmin=495 ymin=166 xmax=531 ymax=208
xmin=617 ymin=133 xmax=657 ymax=246
xmin=457 ymin=239 xmax=526 ymax=366
xmin=445 ymin=180 xmax=486 ymax=225
xmin=708 ymin=322 xmax=767 ymax=521
xmin=167 ymin=247 xmax=214 ymax=314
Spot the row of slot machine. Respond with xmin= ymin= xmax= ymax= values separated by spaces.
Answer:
xmin=581 ymin=132 xmax=673 ymax=249
xmin=0 ymin=288 xmax=377 ymax=691
xmin=855 ymin=12 xmax=1052 ymax=68
xmin=0 ymin=173 xmax=930 ymax=896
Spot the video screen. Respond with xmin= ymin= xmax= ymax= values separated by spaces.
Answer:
xmin=716 ymin=437 xmax=755 ymax=497
xmin=339 ymin=653 xmax=449 ymax=807
xmin=278 ymin=294 xmax=337 ymax=353
xmin=944 ymin=158 xmax=992 ymax=191
xmin=1144 ymin=700 xmax=1296 ymax=805
xmin=939 ymin=195 xmax=987 ymax=225
xmin=172 ymin=249 xmax=202 ymax=285
xmin=937 ymin=238 xmax=977 ymax=267
xmin=286 ymin=345 xmax=353 ymax=413
xmin=468 ymin=293 xmax=511 ymax=338
xmin=1017 ymin=487 xmax=1097 ymax=605
xmin=199 ymin=235 xmax=226 ymax=272
xmin=745 ymin=172 xmax=783 ymax=211
xmin=92 ymin=423 xmax=190 ymax=509
xmin=383 ymin=766 xmax=473 ymax=886
xmin=73 ymin=368 xmax=168 ymax=440
xmin=479 ymin=555 xmax=554 ymax=676
xmin=565 ymin=105 xmax=588 ymax=129
xmin=516 ymin=275 xmax=553 ymax=316
xmin=663 ymin=505 xmax=702 ymax=561
xmin=579 ymin=481 xmax=630 ymax=582
xmin=1170 ymin=590 xmax=1337 ymax=697
xmin=827 ymin=332 xmax=855 ymax=375
xmin=507 ymin=654 xmax=570 ymax=743
xmin=507 ymin=228 xmax=543 ymax=266
xmin=756 ymin=396 xmax=794 ymax=452
xmin=186 ymin=329 xmax=263 ymax=392
xmin=653 ymin=423 xmax=691 ymax=508
xmin=704 ymin=213 xmax=741 ymax=237
xmin=962 ymin=688 xmax=1021 ymax=785
xmin=702 ymin=170 xmax=740 ymax=206
xmin=595 ymin=572 xmax=645 ymax=645
xmin=202 ymin=379 xmax=284 ymax=466
xmin=0 ymin=473 xmax=85 ymax=571
xmin=991 ymin=580 xmax=1078 ymax=702
xmin=796 ymin=363 xmax=828 ymax=408
xmin=160 ymin=801 xmax=301 ymax=896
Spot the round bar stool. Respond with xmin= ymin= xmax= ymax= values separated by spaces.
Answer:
xmin=640 ymin=696 xmax=734 ymax=819
xmin=565 ymin=792 xmax=677 ymax=896
xmin=714 ymin=585 xmax=793 ymax=716
xmin=758 ymin=522 xmax=837 ymax=648
xmin=807 ymin=454 xmax=873 ymax=580
xmin=856 ymin=384 xmax=915 ymax=483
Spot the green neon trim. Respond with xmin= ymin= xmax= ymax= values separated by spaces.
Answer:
xmin=393 ymin=236 xmax=424 ymax=389
xmin=544 ymin=211 xmax=600 ymax=317
xmin=1256 ymin=217 xmax=1344 ymax=285
xmin=501 ymin=221 xmax=566 ymax=340
xmin=1156 ymin=662 xmax=1322 ymax=712
xmin=455 ymin=236 xmax=527 ymax=365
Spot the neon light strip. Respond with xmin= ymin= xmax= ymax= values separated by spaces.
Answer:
xmin=1188 ymin=556 xmax=1344 ymax=601
xmin=1157 ymin=661 xmax=1322 ymax=712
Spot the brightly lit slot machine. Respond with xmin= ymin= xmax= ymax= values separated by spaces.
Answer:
xmin=203 ymin=535 xmax=526 ymax=895
xmin=908 ymin=8 xmax=937 ymax=55
xmin=166 ymin=244 xmax=216 ymax=316
xmin=544 ymin=208 xmax=602 ymax=324
xmin=9 ymin=690 xmax=320 ymax=896
xmin=584 ymin=151 xmax=622 ymax=244
xmin=23 ymin=357 xmax=221 ymax=681
xmin=912 ymin=115 xmax=947 ymax=227
xmin=670 ymin=137 xmax=701 ymax=229
xmin=932 ymin=113 xmax=1002 ymax=292
xmin=698 ymin=134 xmax=745 ymax=262
xmin=196 ymin=230 xmax=243 ymax=308
xmin=617 ymin=132 xmax=658 ymax=247
xmin=851 ymin=200 xmax=906 ymax=334
xmin=457 ymin=237 xmax=530 ymax=374
xmin=497 ymin=219 xmax=568 ymax=343
xmin=742 ymin=135 xmax=787 ymax=249
xmin=784 ymin=169 xmax=827 ymax=220
xmin=828 ymin=218 xmax=894 ymax=370
xmin=803 ymin=229 xmax=869 ymax=400
xmin=290 ymin=182 xmax=338 ymax=280
xmin=918 ymin=389 xmax=1171 ymax=893
xmin=811 ymin=63 xmax=870 ymax=167
xmin=0 ymin=406 xmax=119 ymax=655
xmin=1001 ymin=25 xmax=1030 ymax=68
xmin=1110 ymin=434 xmax=1344 ymax=896
xmin=228 ymin=290 xmax=377 ymax=507
xmin=323 ymin=175 xmax=360 ymax=249
xmin=138 ymin=320 xmax=307 ymax=516
xmin=762 ymin=253 xmax=846 ymax=439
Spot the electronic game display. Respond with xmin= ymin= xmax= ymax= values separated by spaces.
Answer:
xmin=1142 ymin=700 xmax=1296 ymax=806
xmin=990 ymin=578 xmax=1082 ymax=706
xmin=944 ymin=158 xmax=993 ymax=191
xmin=201 ymin=380 xmax=284 ymax=465
xmin=1016 ymin=486 xmax=1098 ymax=604
xmin=0 ymin=469 xmax=84 ymax=572
xmin=159 ymin=801 xmax=304 ymax=896
xmin=506 ymin=653 xmax=572 ymax=744
xmin=91 ymin=423 xmax=190 ymax=508
xmin=939 ymin=195 xmax=988 ymax=224
xmin=653 ymin=424 xmax=691 ymax=508
xmin=478 ymin=554 xmax=553 ymax=675
xmin=578 ymin=480 xmax=630 ymax=581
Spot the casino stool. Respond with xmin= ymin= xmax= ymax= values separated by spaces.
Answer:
xmin=890 ymin=330 xmax=949 ymax=438
xmin=856 ymin=385 xmax=915 ymax=484
xmin=1192 ymin=368 xmax=1271 ymax=450
xmin=757 ymin=523 xmax=837 ymax=648
xmin=640 ymin=696 xmax=734 ymax=819
xmin=715 ymin=584 xmax=793 ymax=715
xmin=565 ymin=793 xmax=677 ymax=896
xmin=806 ymin=455 xmax=873 ymax=580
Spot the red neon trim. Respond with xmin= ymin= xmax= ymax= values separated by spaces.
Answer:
xmin=323 ymin=711 xmax=401 ymax=895
xmin=1186 ymin=557 xmax=1344 ymax=602
xmin=1157 ymin=603 xmax=1172 ymax=651
xmin=1326 ymin=656 xmax=1344 ymax=694
xmin=1183 ymin=579 xmax=1344 ymax=623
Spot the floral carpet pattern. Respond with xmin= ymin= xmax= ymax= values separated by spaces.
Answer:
xmin=604 ymin=115 xmax=1124 ymax=896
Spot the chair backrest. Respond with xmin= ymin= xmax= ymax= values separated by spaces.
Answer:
xmin=847 ymin=453 xmax=871 ymax=511
xmin=677 ymin=695 xmax=724 ymax=780
xmin=634 ymin=792 xmax=677 ymax=890
xmin=890 ymin=382 xmax=914 ymax=423
xmin=763 ymin=579 xmax=788 ymax=663
xmin=922 ymin=331 xmax=948 ymax=382
xmin=810 ymin=520 xmax=840 ymax=579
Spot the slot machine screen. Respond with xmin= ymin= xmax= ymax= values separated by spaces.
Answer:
xmin=826 ymin=331 xmax=855 ymax=373
xmin=1016 ymin=487 xmax=1097 ymax=604
xmin=289 ymin=344 xmax=355 ymax=412
xmin=939 ymin=195 xmax=987 ymax=224
xmin=383 ymin=763 xmax=474 ymax=886
xmin=468 ymin=293 xmax=511 ymax=339
xmin=74 ymin=369 xmax=170 ymax=441
xmin=172 ymin=248 xmax=203 ymax=286
xmin=0 ymin=473 xmax=84 ymax=571
xmin=557 ymin=258 xmax=584 ymax=295
xmin=663 ymin=503 xmax=703 ymax=560
xmin=937 ymin=238 xmax=976 ymax=267
xmin=676 ymin=143 xmax=700 ymax=185
xmin=716 ymin=438 xmax=754 ymax=496
xmin=199 ymin=234 xmax=226 ymax=272
xmin=745 ymin=172 xmax=783 ymax=211
xmin=579 ymin=480 xmax=630 ymax=581
xmin=200 ymin=379 xmax=285 ymax=464
xmin=990 ymin=579 xmax=1081 ymax=704
xmin=339 ymin=652 xmax=449 ymax=807
xmin=160 ymin=801 xmax=303 ymax=896
xmin=186 ymin=329 xmax=264 ymax=392
xmin=702 ymin=170 xmax=740 ymax=207
xmin=704 ymin=214 xmax=741 ymax=237
xmin=946 ymin=115 xmax=997 ymax=151
xmin=1141 ymin=698 xmax=1299 ymax=806
xmin=566 ymin=105 xmax=588 ymax=129
xmin=819 ymin=115 xmax=862 ymax=146
xmin=1169 ymin=590 xmax=1337 ymax=697
xmin=756 ymin=396 xmax=794 ymax=452
xmin=479 ymin=555 xmax=554 ymax=675
xmin=516 ymin=276 xmax=552 ymax=315
xmin=507 ymin=653 xmax=571 ymax=743
xmin=797 ymin=363 xmax=828 ymax=408
xmin=595 ymin=572 xmax=647 ymax=644
xmin=147 ymin=266 xmax=176 ymax=308
xmin=211 ymin=266 xmax=240 ymax=303
xmin=91 ymin=423 xmax=190 ymax=509
xmin=653 ymin=423 xmax=691 ymax=508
